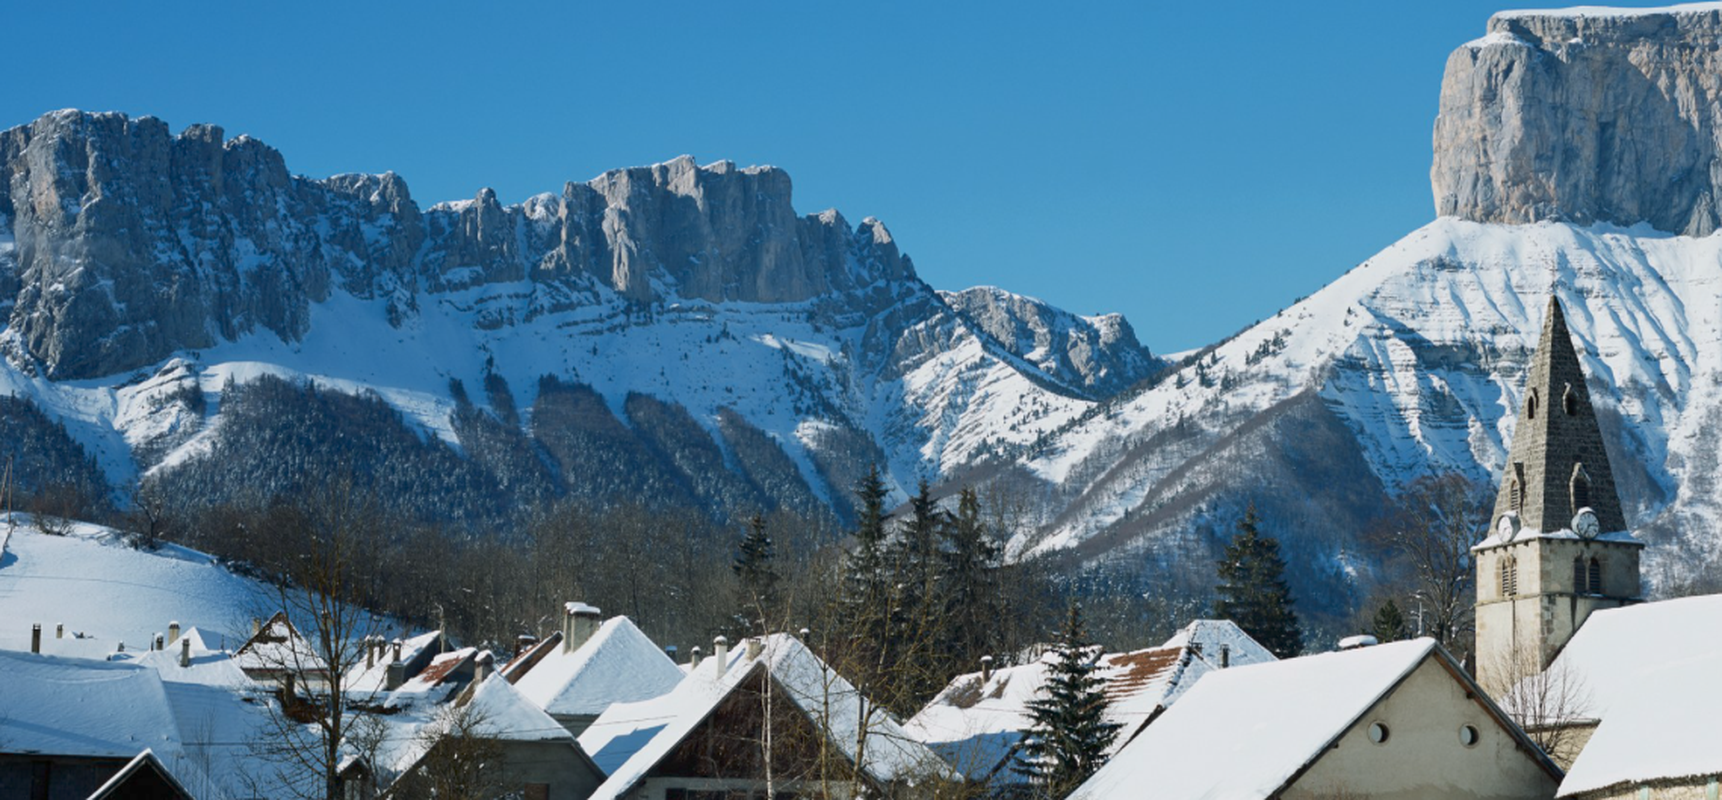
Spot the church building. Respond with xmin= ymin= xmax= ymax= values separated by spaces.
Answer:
xmin=1473 ymin=296 xmax=1644 ymax=693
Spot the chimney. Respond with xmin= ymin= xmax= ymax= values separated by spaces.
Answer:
xmin=1220 ymin=645 xmax=1231 ymax=668
xmin=386 ymin=660 xmax=405 ymax=691
xmin=473 ymin=653 xmax=492 ymax=684
xmin=154 ymin=633 xmax=164 ymax=652
xmin=55 ymin=623 xmax=63 ymax=640
xmin=168 ymin=621 xmax=181 ymax=645
xmin=980 ymin=655 xmax=994 ymax=682
xmin=713 ymin=636 xmax=730 ymax=677
xmin=30 ymin=624 xmax=41 ymax=654
xmin=563 ymin=602 xmax=602 ymax=653
xmin=745 ymin=637 xmax=763 ymax=660
xmin=366 ymin=638 xmax=376 ymax=670
xmin=392 ymin=639 xmax=403 ymax=663
xmin=690 ymin=646 xmax=703 ymax=668
xmin=180 ymin=637 xmax=192 ymax=668
xmin=664 ymin=645 xmax=678 ymax=662
xmin=798 ymin=627 xmax=811 ymax=640
xmin=516 ymin=634 xmax=538 ymax=655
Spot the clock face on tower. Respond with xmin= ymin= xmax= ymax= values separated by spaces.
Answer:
xmin=1574 ymin=508 xmax=1600 ymax=540
xmin=1498 ymin=513 xmax=1520 ymax=542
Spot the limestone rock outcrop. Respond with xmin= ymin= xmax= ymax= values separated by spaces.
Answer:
xmin=1432 ymin=5 xmax=1722 ymax=235
xmin=0 ymin=111 xmax=917 ymax=379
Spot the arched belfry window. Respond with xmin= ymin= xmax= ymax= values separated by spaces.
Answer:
xmin=1564 ymin=384 xmax=1579 ymax=416
xmin=1571 ymin=463 xmax=1593 ymax=515
xmin=1511 ymin=463 xmax=1526 ymax=514
xmin=1573 ymin=556 xmax=1586 ymax=591
xmin=1500 ymin=557 xmax=1513 ymax=597
xmin=1588 ymin=557 xmax=1603 ymax=595
xmin=1526 ymin=389 xmax=1539 ymax=420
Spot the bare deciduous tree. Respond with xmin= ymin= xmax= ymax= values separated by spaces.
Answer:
xmin=1370 ymin=474 xmax=1491 ymax=654
xmin=1485 ymin=641 xmax=1593 ymax=769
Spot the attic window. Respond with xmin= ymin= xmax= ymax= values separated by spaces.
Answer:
xmin=1368 ymin=722 xmax=1390 ymax=744
xmin=1459 ymin=724 xmax=1479 ymax=747
xmin=1564 ymin=384 xmax=1579 ymax=416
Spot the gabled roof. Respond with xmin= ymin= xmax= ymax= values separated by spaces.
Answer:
xmin=233 ymin=610 xmax=326 ymax=674
xmin=513 ymin=616 xmax=683 ymax=718
xmin=347 ymin=629 xmax=443 ymax=698
xmin=386 ymin=674 xmax=594 ymax=779
xmin=905 ymin=619 xmax=1268 ymax=782
xmin=1159 ymin=619 xmax=1277 ymax=668
xmin=579 ymin=633 xmax=954 ymax=799
xmin=1071 ymin=638 xmax=1559 ymax=799
xmin=87 ymin=748 xmax=195 ymax=800
xmin=385 ymin=647 xmax=487 ymax=709
xmin=1538 ymin=593 xmax=1722 ymax=720
xmin=1557 ymin=651 xmax=1722 ymax=797
xmin=0 ymin=649 xmax=184 ymax=759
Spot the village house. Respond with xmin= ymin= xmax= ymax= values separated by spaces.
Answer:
xmin=511 ymin=603 xmax=688 ymax=737
xmin=1071 ymin=638 xmax=1563 ymax=799
xmin=578 ymin=632 xmax=955 ymax=800
xmin=384 ymin=673 xmax=607 ymax=800
xmin=905 ymin=619 xmax=1274 ymax=786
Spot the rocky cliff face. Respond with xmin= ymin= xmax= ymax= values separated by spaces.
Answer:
xmin=941 ymin=286 xmax=1156 ymax=397
xmin=0 ymin=111 xmax=915 ymax=379
xmin=1433 ymin=5 xmax=1722 ymax=235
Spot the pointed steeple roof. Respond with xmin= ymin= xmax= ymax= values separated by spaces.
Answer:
xmin=1490 ymin=296 xmax=1627 ymax=535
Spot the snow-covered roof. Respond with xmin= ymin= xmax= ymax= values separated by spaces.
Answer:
xmin=385 ymin=647 xmax=484 ymax=709
xmin=513 ymin=616 xmax=683 ymax=718
xmin=1540 ymin=593 xmax=1722 ymax=720
xmin=0 ymin=649 xmax=184 ymax=759
xmin=87 ymin=749 xmax=194 ymax=800
xmin=385 ymin=674 xmax=583 ymax=778
xmin=905 ymin=643 xmax=1213 ymax=781
xmin=1072 ymin=639 xmax=1447 ymax=799
xmin=234 ymin=611 xmax=326 ymax=674
xmin=347 ymin=629 xmax=444 ymax=698
xmin=1159 ymin=619 xmax=1278 ymax=668
xmin=579 ymin=633 xmax=954 ymax=799
xmin=1557 ymin=651 xmax=1722 ymax=796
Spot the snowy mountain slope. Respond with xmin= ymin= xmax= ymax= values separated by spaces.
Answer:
xmin=0 ymin=110 xmax=1158 ymax=519
xmin=1020 ymin=218 xmax=1722 ymax=587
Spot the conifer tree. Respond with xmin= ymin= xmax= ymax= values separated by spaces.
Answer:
xmin=732 ymin=514 xmax=779 ymax=634
xmin=842 ymin=465 xmax=891 ymax=616
xmin=940 ymin=486 xmax=1001 ymax=670
xmin=1213 ymin=504 xmax=1304 ymax=658
xmin=1014 ymin=602 xmax=1121 ymax=798
xmin=1372 ymin=598 xmax=1408 ymax=643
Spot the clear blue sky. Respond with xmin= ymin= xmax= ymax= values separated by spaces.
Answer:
xmin=4 ymin=2 xmax=1657 ymax=354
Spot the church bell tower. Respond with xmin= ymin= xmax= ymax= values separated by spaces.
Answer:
xmin=1473 ymin=296 xmax=1643 ymax=691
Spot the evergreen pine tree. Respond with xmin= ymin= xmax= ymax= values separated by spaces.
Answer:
xmin=886 ymin=478 xmax=951 ymax=707
xmin=1213 ymin=504 xmax=1304 ymax=658
xmin=732 ymin=514 xmax=779 ymax=634
xmin=940 ymin=486 xmax=1001 ymax=670
xmin=1372 ymin=598 xmax=1408 ymax=643
xmin=1013 ymin=603 xmax=1121 ymax=798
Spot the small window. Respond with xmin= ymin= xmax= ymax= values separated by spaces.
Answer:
xmin=1511 ymin=463 xmax=1526 ymax=513
xmin=1564 ymin=384 xmax=1579 ymax=416
xmin=1573 ymin=556 xmax=1586 ymax=592
xmin=1526 ymin=390 xmax=1538 ymax=420
xmin=1459 ymin=724 xmax=1480 ymax=747
xmin=1589 ymin=557 xmax=1603 ymax=595
xmin=1571 ymin=463 xmax=1593 ymax=516
xmin=1368 ymin=721 xmax=1390 ymax=744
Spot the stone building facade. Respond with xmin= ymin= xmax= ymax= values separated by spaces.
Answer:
xmin=1473 ymin=297 xmax=1643 ymax=691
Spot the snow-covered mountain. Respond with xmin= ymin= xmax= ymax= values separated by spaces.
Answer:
xmin=1006 ymin=4 xmax=1722 ymax=602
xmin=0 ymin=110 xmax=1160 ymax=522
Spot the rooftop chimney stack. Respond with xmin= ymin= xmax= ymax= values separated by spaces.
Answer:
xmin=154 ymin=633 xmax=164 ymax=652
xmin=746 ymin=637 xmax=763 ymax=660
xmin=180 ymin=637 xmax=192 ymax=668
xmin=665 ymin=645 xmax=678 ymax=662
xmin=168 ymin=621 xmax=181 ymax=645
xmin=563 ymin=602 xmax=602 ymax=653
xmin=981 ymin=655 xmax=994 ymax=682
xmin=386 ymin=660 xmax=405 ymax=691
xmin=690 ymin=646 xmax=703 ymax=668
xmin=392 ymin=639 xmax=403 ymax=663
xmin=366 ymin=637 xmax=376 ymax=670
xmin=798 ymin=627 xmax=811 ymax=640
xmin=516 ymin=634 xmax=538 ymax=655
xmin=713 ymin=636 xmax=730 ymax=677
xmin=55 ymin=623 xmax=63 ymax=640
xmin=1220 ymin=645 xmax=1231 ymax=668
xmin=31 ymin=624 xmax=41 ymax=654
